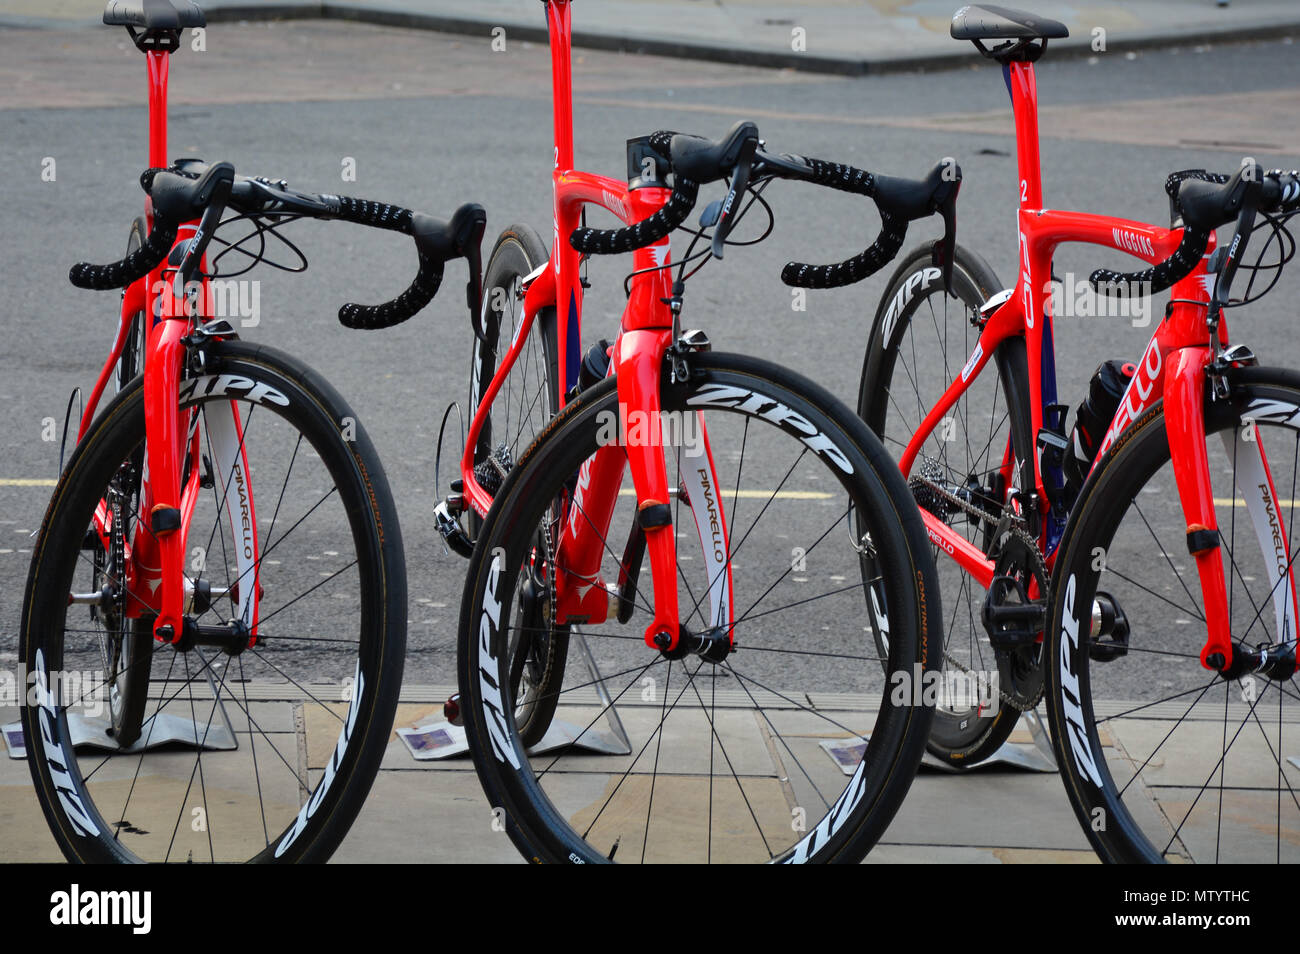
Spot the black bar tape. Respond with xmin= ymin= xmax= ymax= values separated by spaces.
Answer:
xmin=780 ymin=157 xmax=907 ymax=289
xmin=1089 ymin=225 xmax=1211 ymax=297
xmin=331 ymin=196 xmax=444 ymax=329
xmin=570 ymin=177 xmax=700 ymax=255
xmin=331 ymin=195 xmax=416 ymax=233
xmin=1088 ymin=168 xmax=1237 ymax=295
xmin=68 ymin=166 xmax=185 ymax=290
xmin=646 ymin=130 xmax=675 ymax=164
xmin=1164 ymin=169 xmax=1230 ymax=200
xmin=338 ymin=248 xmax=444 ymax=329
xmin=1086 ymin=169 xmax=1224 ymax=297
xmin=69 ymin=217 xmax=178 ymax=290
xmin=1271 ymin=170 xmax=1300 ymax=213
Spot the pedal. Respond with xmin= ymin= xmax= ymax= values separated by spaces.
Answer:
xmin=981 ymin=574 xmax=1045 ymax=649
xmin=443 ymin=692 xmax=463 ymax=727
xmin=435 ymin=495 xmax=474 ymax=559
xmin=1088 ymin=591 xmax=1130 ymax=662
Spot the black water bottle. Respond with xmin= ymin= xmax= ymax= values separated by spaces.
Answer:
xmin=1064 ymin=359 xmax=1135 ymax=503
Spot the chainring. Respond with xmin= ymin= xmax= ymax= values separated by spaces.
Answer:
xmin=986 ymin=515 xmax=1049 ymax=710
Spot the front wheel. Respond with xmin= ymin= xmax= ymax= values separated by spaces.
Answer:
xmin=21 ymin=340 xmax=406 ymax=862
xmin=1046 ymin=365 xmax=1300 ymax=862
xmin=458 ymin=352 xmax=941 ymax=863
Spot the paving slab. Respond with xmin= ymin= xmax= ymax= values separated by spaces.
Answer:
xmin=331 ymin=764 xmax=524 ymax=863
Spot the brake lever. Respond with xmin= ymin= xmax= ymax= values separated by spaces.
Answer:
xmin=933 ymin=179 xmax=960 ymax=296
xmin=711 ymin=135 xmax=760 ymax=260
xmin=1211 ymin=181 xmax=1262 ymax=319
xmin=176 ymin=174 xmax=232 ymax=296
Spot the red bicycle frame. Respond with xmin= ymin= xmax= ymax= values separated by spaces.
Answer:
xmin=457 ymin=0 xmax=733 ymax=652
xmin=78 ymin=42 xmax=260 ymax=647
xmin=904 ymin=58 xmax=1297 ymax=673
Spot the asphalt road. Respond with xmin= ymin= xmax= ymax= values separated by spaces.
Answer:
xmin=2 ymin=21 xmax=1299 ymax=706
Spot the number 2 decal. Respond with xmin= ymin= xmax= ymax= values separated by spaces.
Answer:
xmin=1020 ymin=179 xmax=1028 ymax=203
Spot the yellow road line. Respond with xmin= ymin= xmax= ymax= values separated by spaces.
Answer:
xmin=1214 ymin=497 xmax=1300 ymax=507
xmin=0 ymin=478 xmax=56 ymax=487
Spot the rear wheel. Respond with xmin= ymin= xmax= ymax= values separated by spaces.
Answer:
xmin=470 ymin=224 xmax=566 ymax=746
xmin=858 ymin=243 xmax=1035 ymax=765
xmin=99 ymin=215 xmax=153 ymax=748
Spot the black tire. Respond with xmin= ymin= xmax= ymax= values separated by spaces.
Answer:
xmin=1046 ymin=366 xmax=1300 ymax=862
xmin=859 ymin=243 xmax=1035 ymax=765
xmin=20 ymin=340 xmax=406 ymax=862
xmin=469 ymin=224 xmax=566 ymax=747
xmin=458 ymin=352 xmax=942 ymax=863
xmin=101 ymin=214 xmax=153 ymax=748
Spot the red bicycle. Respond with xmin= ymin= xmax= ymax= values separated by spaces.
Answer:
xmin=859 ymin=5 xmax=1300 ymax=861
xmin=453 ymin=0 xmax=964 ymax=863
xmin=21 ymin=0 xmax=486 ymax=862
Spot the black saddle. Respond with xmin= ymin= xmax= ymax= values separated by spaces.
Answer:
xmin=103 ymin=0 xmax=205 ymax=30
xmin=951 ymin=5 xmax=1067 ymax=62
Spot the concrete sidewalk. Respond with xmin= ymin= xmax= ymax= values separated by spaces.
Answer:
xmin=0 ymin=691 xmax=1090 ymax=863
xmin=2 ymin=0 xmax=1299 ymax=74
xmin=7 ymin=685 xmax=1295 ymax=862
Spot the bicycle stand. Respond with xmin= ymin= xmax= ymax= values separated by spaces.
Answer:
xmin=820 ymin=707 xmax=1057 ymax=775
xmin=3 ymin=665 xmax=238 ymax=759
xmin=398 ymin=632 xmax=633 ymax=760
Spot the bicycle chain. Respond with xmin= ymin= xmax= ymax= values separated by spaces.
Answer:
xmin=909 ymin=468 xmax=1047 ymax=711
xmin=908 ymin=464 xmax=1002 ymax=528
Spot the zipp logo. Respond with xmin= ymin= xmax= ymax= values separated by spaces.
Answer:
xmin=1058 ymin=574 xmax=1103 ymax=787
xmin=33 ymin=650 xmax=100 ymax=839
xmin=782 ymin=760 xmax=870 ymax=863
xmin=478 ymin=554 xmax=521 ymax=769
xmin=881 ymin=266 xmax=940 ymax=347
xmin=1242 ymin=397 xmax=1300 ymax=426
xmin=1112 ymin=227 xmax=1155 ymax=258
xmin=276 ymin=664 xmax=364 ymax=857
xmin=179 ymin=374 xmax=289 ymax=407
xmin=869 ymin=582 xmax=890 ymax=654
xmin=688 ymin=385 xmax=853 ymax=474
